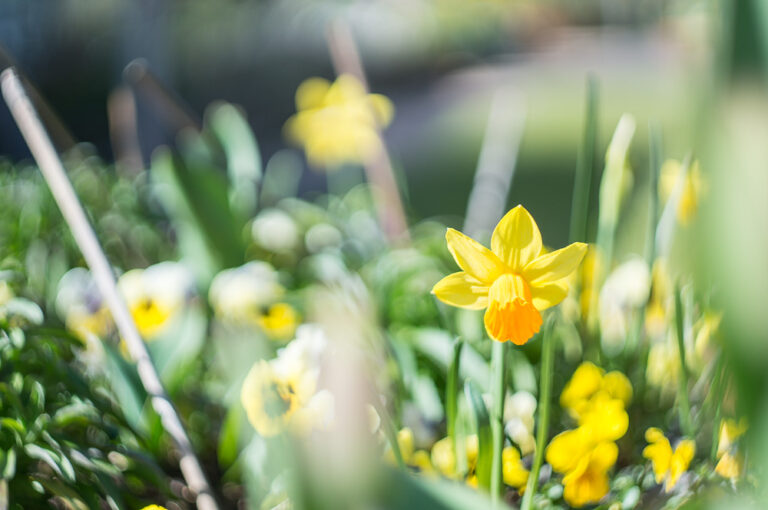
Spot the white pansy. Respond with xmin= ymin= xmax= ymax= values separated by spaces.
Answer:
xmin=504 ymin=391 xmax=537 ymax=456
xmin=209 ymin=261 xmax=284 ymax=323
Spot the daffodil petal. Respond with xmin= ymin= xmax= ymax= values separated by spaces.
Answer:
xmin=530 ymin=280 xmax=569 ymax=310
xmin=491 ymin=206 xmax=542 ymax=271
xmin=445 ymin=228 xmax=506 ymax=283
xmin=295 ymin=77 xmax=331 ymax=110
xmin=432 ymin=272 xmax=489 ymax=310
xmin=523 ymin=242 xmax=588 ymax=285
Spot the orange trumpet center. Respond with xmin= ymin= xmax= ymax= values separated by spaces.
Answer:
xmin=484 ymin=273 xmax=542 ymax=345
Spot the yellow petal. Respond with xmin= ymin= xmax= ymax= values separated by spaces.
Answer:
xmin=369 ymin=94 xmax=394 ymax=127
xmin=484 ymin=274 xmax=542 ymax=344
xmin=667 ymin=439 xmax=695 ymax=489
xmin=602 ymin=371 xmax=633 ymax=406
xmin=715 ymin=452 xmax=742 ymax=480
xmin=530 ymin=280 xmax=569 ymax=310
xmin=432 ymin=272 xmax=489 ymax=310
xmin=491 ymin=206 xmax=542 ymax=271
xmin=296 ymin=77 xmax=331 ymax=110
xmin=445 ymin=228 xmax=506 ymax=283
xmin=643 ymin=432 xmax=672 ymax=483
xmin=563 ymin=461 xmax=611 ymax=508
xmin=523 ymin=242 xmax=588 ymax=286
xmin=589 ymin=441 xmax=619 ymax=471
xmin=546 ymin=428 xmax=591 ymax=474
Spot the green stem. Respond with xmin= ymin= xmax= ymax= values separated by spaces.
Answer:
xmin=521 ymin=319 xmax=556 ymax=510
xmin=674 ymin=284 xmax=695 ymax=438
xmin=710 ymin=357 xmax=725 ymax=461
xmin=490 ymin=340 xmax=508 ymax=504
xmin=447 ymin=339 xmax=464 ymax=458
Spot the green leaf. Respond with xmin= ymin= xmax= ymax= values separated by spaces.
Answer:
xmin=150 ymin=147 xmax=245 ymax=285
xmin=407 ymin=328 xmax=490 ymax=393
xmin=0 ymin=448 xmax=16 ymax=479
xmin=24 ymin=444 xmax=76 ymax=483
xmin=103 ymin=344 xmax=147 ymax=432
xmin=464 ymin=381 xmax=492 ymax=490
xmin=218 ymin=402 xmax=244 ymax=468
xmin=446 ymin=339 xmax=464 ymax=441
xmin=207 ymin=102 xmax=262 ymax=219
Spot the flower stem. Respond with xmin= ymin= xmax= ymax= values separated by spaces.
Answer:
xmin=490 ymin=340 xmax=508 ymax=505
xmin=674 ymin=283 xmax=695 ymax=438
xmin=521 ymin=318 xmax=556 ymax=510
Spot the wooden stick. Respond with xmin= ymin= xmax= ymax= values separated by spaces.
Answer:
xmin=326 ymin=20 xmax=410 ymax=243
xmin=107 ymin=85 xmax=144 ymax=175
xmin=463 ymin=91 xmax=525 ymax=240
xmin=1 ymin=67 xmax=219 ymax=510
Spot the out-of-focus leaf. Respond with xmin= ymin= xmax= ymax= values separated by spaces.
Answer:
xmin=103 ymin=344 xmax=147 ymax=432
xmin=260 ymin=150 xmax=303 ymax=206
xmin=0 ymin=448 xmax=16 ymax=479
xmin=218 ymin=402 xmax=244 ymax=469
xmin=406 ymin=328 xmax=489 ymax=393
xmin=464 ymin=381 xmax=492 ymax=490
xmin=148 ymin=308 xmax=207 ymax=392
xmin=150 ymin=147 xmax=244 ymax=285
xmin=3 ymin=298 xmax=43 ymax=325
xmin=446 ymin=339 xmax=463 ymax=441
xmin=413 ymin=373 xmax=444 ymax=423
xmin=374 ymin=466 xmax=508 ymax=509
xmin=24 ymin=444 xmax=76 ymax=483
xmin=207 ymin=102 xmax=262 ymax=219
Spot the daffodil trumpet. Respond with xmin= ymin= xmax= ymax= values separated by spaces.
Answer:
xmin=432 ymin=205 xmax=587 ymax=345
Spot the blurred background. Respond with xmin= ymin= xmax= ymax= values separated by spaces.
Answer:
xmin=0 ymin=0 xmax=712 ymax=242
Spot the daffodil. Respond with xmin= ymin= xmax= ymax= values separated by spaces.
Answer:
xmin=432 ymin=206 xmax=587 ymax=344
xmin=642 ymin=427 xmax=695 ymax=491
xmin=241 ymin=325 xmax=333 ymax=437
xmin=284 ymin=74 xmax=394 ymax=169
xmin=659 ymin=159 xmax=704 ymax=225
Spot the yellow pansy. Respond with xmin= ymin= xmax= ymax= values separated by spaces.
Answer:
xmin=118 ymin=262 xmax=193 ymax=339
xmin=659 ymin=159 xmax=704 ymax=225
xmin=561 ymin=441 xmax=618 ymax=507
xmin=285 ymin=74 xmax=394 ymax=169
xmin=241 ymin=325 xmax=332 ymax=437
xmin=717 ymin=418 xmax=748 ymax=458
xmin=546 ymin=427 xmax=594 ymax=474
xmin=578 ymin=393 xmax=629 ymax=443
xmin=385 ymin=427 xmax=432 ymax=473
xmin=258 ymin=303 xmax=300 ymax=341
xmin=715 ymin=452 xmax=743 ymax=480
xmin=642 ymin=427 xmax=695 ymax=491
xmin=429 ymin=435 xmax=479 ymax=484
xmin=502 ymin=446 xmax=529 ymax=488
xmin=560 ymin=362 xmax=632 ymax=419
xmin=432 ymin=205 xmax=587 ymax=345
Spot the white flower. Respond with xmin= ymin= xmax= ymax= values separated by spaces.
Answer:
xmin=599 ymin=258 xmax=651 ymax=351
xmin=504 ymin=391 xmax=537 ymax=456
xmin=209 ymin=261 xmax=284 ymax=323
xmin=252 ymin=208 xmax=300 ymax=253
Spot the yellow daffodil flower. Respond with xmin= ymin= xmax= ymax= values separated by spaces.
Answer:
xmin=659 ymin=159 xmax=704 ymax=225
xmin=258 ymin=302 xmax=300 ymax=341
xmin=561 ymin=441 xmax=618 ymax=507
xmin=285 ymin=74 xmax=394 ymax=169
xmin=432 ymin=206 xmax=587 ymax=344
xmin=642 ymin=427 xmax=695 ymax=491
xmin=502 ymin=446 xmax=529 ymax=488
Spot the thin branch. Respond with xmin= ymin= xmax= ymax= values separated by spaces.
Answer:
xmin=326 ymin=20 xmax=410 ymax=244
xmin=1 ymin=67 xmax=219 ymax=510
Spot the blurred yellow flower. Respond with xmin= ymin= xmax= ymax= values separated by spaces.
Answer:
xmin=560 ymin=362 xmax=632 ymax=420
xmin=502 ymin=446 xmax=529 ymax=488
xmin=432 ymin=205 xmax=587 ymax=344
xmin=561 ymin=441 xmax=618 ymax=508
xmin=659 ymin=159 xmax=704 ymax=225
xmin=578 ymin=393 xmax=629 ymax=443
xmin=642 ymin=427 xmax=695 ymax=491
xmin=715 ymin=452 xmax=743 ymax=480
xmin=258 ymin=303 xmax=300 ymax=341
xmin=118 ymin=262 xmax=193 ymax=339
xmin=241 ymin=325 xmax=332 ymax=437
xmin=428 ymin=435 xmax=480 ymax=485
xmin=209 ymin=262 xmax=284 ymax=325
xmin=285 ymin=74 xmax=394 ymax=169
xmin=715 ymin=418 xmax=747 ymax=480
xmin=139 ymin=506 xmax=167 ymax=510
xmin=546 ymin=428 xmax=617 ymax=507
